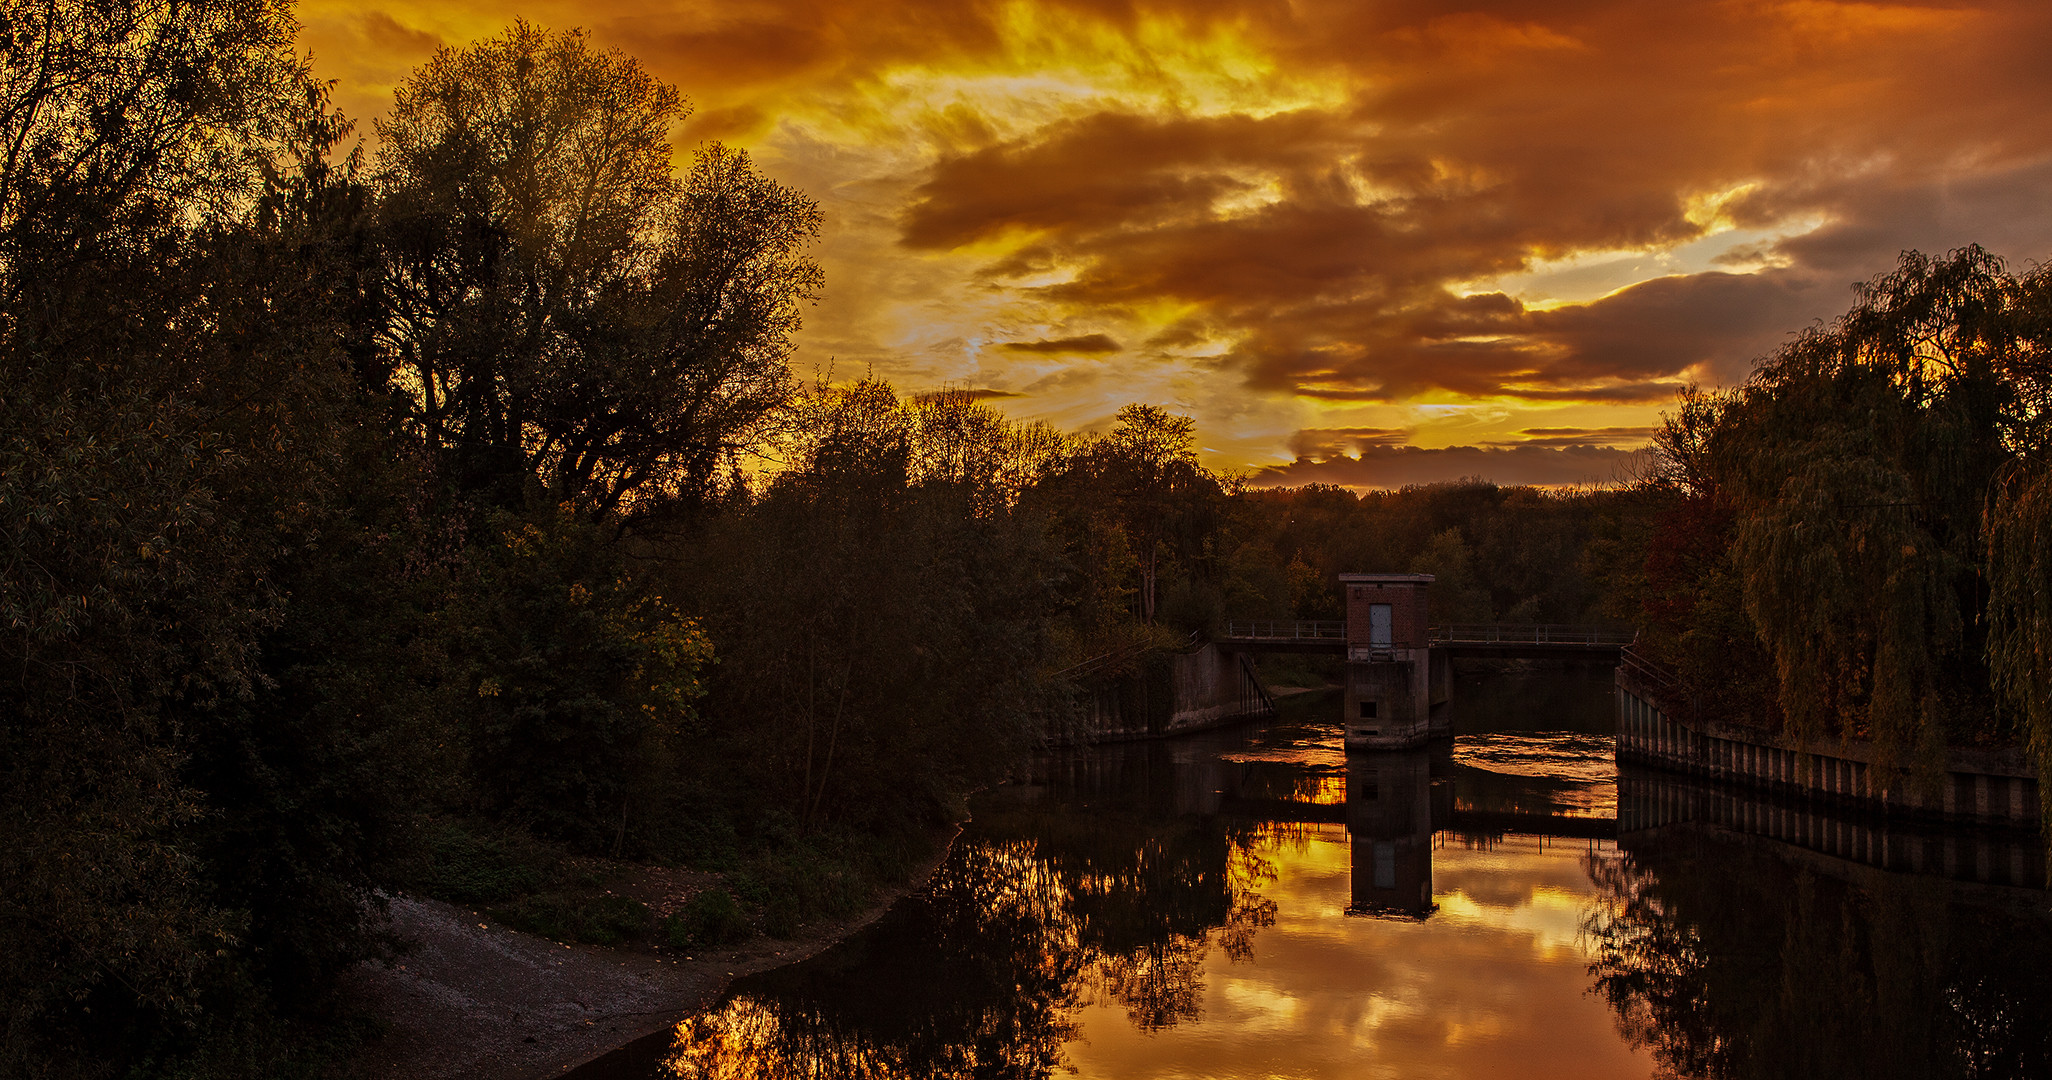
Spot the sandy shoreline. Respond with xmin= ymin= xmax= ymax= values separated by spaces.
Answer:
xmin=341 ymin=829 xmax=959 ymax=1080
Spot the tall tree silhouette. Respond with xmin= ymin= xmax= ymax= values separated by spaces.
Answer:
xmin=374 ymin=23 xmax=820 ymax=515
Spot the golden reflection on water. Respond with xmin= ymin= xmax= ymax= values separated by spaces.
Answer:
xmin=1061 ymin=828 xmax=1645 ymax=1080
xmin=659 ymin=821 xmax=1648 ymax=1080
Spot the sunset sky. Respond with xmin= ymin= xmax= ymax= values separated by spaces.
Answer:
xmin=298 ymin=0 xmax=2052 ymax=487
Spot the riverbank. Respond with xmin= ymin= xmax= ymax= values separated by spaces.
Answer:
xmin=339 ymin=827 xmax=960 ymax=1080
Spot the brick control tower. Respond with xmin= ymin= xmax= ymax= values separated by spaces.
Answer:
xmin=1340 ymin=573 xmax=1437 ymax=750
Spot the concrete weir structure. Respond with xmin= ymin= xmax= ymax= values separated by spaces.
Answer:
xmin=1215 ymin=578 xmax=1623 ymax=751
xmin=1064 ymin=575 xmax=1627 ymax=747
xmin=1340 ymin=574 xmax=1449 ymax=751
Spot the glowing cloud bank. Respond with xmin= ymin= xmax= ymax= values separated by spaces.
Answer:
xmin=301 ymin=0 xmax=2052 ymax=484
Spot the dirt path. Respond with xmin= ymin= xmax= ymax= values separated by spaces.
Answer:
xmin=341 ymin=832 xmax=957 ymax=1080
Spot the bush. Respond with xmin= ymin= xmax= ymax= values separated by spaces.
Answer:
xmin=414 ymin=822 xmax=551 ymax=905
xmin=663 ymin=889 xmax=751 ymax=949
xmin=488 ymin=892 xmax=653 ymax=946
xmin=731 ymin=843 xmax=873 ymax=940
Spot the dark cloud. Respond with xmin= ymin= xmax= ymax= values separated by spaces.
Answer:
xmin=1254 ymin=444 xmax=1651 ymax=490
xmin=1758 ymin=156 xmax=2052 ymax=282
xmin=678 ymin=104 xmax=768 ymax=143
xmin=361 ymin=12 xmax=441 ymax=54
xmin=1527 ymin=269 xmax=1829 ymax=387
xmin=998 ymin=334 xmax=1123 ymax=354
xmin=602 ymin=0 xmax=1007 ymax=91
xmin=1510 ymin=426 xmax=1657 ymax=447
xmin=912 ymin=387 xmax=1023 ymax=402
xmin=1288 ymin=427 xmax=1411 ymax=459
xmin=631 ymin=19 xmax=836 ymax=86
xmin=903 ymin=110 xmax=1345 ymax=250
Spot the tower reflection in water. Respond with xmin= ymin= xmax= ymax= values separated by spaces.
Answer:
xmin=1344 ymin=749 xmax=1447 ymax=919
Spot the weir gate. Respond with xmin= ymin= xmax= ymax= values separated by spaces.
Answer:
xmin=1214 ymin=573 xmax=1630 ymax=751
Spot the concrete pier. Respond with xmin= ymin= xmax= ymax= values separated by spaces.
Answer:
xmin=1340 ymin=574 xmax=1442 ymax=751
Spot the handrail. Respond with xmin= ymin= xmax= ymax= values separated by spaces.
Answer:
xmin=1222 ymin=620 xmax=1346 ymax=640
xmin=1238 ymin=653 xmax=1277 ymax=717
xmin=1049 ymin=631 xmax=1204 ymax=682
xmin=1049 ymin=639 xmax=1152 ymax=681
xmin=1429 ymin=623 xmax=1635 ymax=646
xmin=1221 ymin=621 xmax=1633 ymax=645
xmin=1617 ymin=641 xmax=1682 ymax=693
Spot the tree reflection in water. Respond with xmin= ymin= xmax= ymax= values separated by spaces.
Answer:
xmin=661 ymin=805 xmax=1277 ymax=1078
xmin=1584 ymin=830 xmax=2052 ymax=1080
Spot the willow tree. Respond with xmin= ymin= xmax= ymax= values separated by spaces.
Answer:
xmin=1713 ymin=248 xmax=2049 ymax=782
xmin=1979 ymin=262 xmax=2052 ymax=829
xmin=375 ymin=23 xmax=820 ymax=515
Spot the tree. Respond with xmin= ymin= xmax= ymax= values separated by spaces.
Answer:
xmin=374 ymin=23 xmax=821 ymax=516
xmin=0 ymin=0 xmax=302 ymax=282
xmin=1977 ymin=261 xmax=2052 ymax=830
xmin=674 ymin=380 xmax=1059 ymax=836
xmin=1031 ymin=405 xmax=1226 ymax=633
xmin=1409 ymin=527 xmax=1491 ymax=623
xmin=0 ymin=1 xmax=403 ymax=1066
xmin=459 ymin=511 xmax=712 ymax=852
xmin=907 ymin=388 xmax=1065 ymax=516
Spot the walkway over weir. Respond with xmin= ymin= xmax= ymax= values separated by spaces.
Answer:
xmin=1218 ymin=620 xmax=1632 ymax=659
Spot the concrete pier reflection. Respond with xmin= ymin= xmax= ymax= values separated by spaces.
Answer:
xmin=1345 ymin=750 xmax=1444 ymax=918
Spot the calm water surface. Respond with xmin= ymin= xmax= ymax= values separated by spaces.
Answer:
xmin=573 ymin=664 xmax=2052 ymax=1079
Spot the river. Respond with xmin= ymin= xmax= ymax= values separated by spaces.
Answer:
xmin=568 ymin=663 xmax=2052 ymax=1079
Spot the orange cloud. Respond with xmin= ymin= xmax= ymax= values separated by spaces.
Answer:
xmin=300 ymin=0 xmax=2052 ymax=482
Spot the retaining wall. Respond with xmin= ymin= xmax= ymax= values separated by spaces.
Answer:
xmin=1616 ymin=664 xmax=2041 ymax=829
xmin=1060 ymin=643 xmax=1274 ymax=744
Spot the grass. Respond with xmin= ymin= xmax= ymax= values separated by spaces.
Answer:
xmin=412 ymin=820 xmax=654 ymax=945
xmin=1255 ymin=652 xmax=1343 ymax=689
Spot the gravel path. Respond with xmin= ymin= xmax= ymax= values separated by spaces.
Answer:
xmin=341 ymin=837 xmax=955 ymax=1080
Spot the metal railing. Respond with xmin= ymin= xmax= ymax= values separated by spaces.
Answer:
xmin=1223 ymin=620 xmax=1347 ymax=641
xmin=1429 ymin=623 xmax=1635 ymax=646
xmin=1238 ymin=654 xmax=1277 ymax=718
xmin=1049 ymin=631 xmax=1202 ymax=682
xmin=1617 ymin=641 xmax=1682 ymax=696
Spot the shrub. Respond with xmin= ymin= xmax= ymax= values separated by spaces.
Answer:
xmin=489 ymin=892 xmax=652 ymax=946
xmin=663 ymin=889 xmax=751 ymax=949
xmin=414 ymin=822 xmax=550 ymax=905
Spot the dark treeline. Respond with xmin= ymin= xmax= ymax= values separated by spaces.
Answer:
xmin=1234 ymin=481 xmax=1646 ymax=627
xmin=0 ymin=7 xmax=1640 ymax=1075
